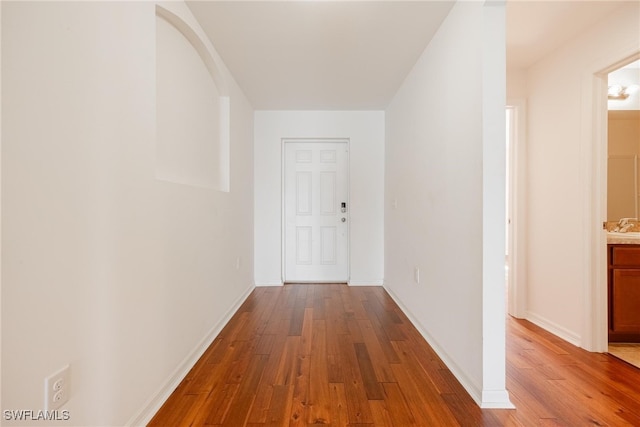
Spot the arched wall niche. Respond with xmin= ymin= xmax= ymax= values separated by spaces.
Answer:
xmin=155 ymin=5 xmax=230 ymax=191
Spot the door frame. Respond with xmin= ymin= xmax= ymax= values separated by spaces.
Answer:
xmin=506 ymin=99 xmax=527 ymax=318
xmin=584 ymin=48 xmax=640 ymax=352
xmin=281 ymin=138 xmax=351 ymax=283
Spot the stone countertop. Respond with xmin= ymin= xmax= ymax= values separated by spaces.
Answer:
xmin=607 ymin=233 xmax=640 ymax=245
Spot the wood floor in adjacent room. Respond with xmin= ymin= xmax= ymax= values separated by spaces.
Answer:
xmin=148 ymin=284 xmax=640 ymax=426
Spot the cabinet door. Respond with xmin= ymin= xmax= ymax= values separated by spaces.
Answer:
xmin=612 ymin=269 xmax=640 ymax=333
xmin=612 ymin=246 xmax=640 ymax=266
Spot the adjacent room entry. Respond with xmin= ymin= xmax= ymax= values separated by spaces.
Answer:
xmin=283 ymin=140 xmax=349 ymax=283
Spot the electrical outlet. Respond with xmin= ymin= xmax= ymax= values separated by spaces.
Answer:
xmin=45 ymin=365 xmax=70 ymax=411
xmin=235 ymin=257 xmax=241 ymax=270
xmin=414 ymin=267 xmax=420 ymax=284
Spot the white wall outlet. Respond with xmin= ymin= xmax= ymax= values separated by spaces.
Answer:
xmin=414 ymin=267 xmax=420 ymax=284
xmin=45 ymin=364 xmax=70 ymax=411
xmin=235 ymin=257 xmax=241 ymax=270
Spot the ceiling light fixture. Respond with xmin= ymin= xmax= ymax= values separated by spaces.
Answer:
xmin=608 ymin=84 xmax=639 ymax=100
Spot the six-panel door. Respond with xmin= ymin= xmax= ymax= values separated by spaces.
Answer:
xmin=284 ymin=141 xmax=349 ymax=282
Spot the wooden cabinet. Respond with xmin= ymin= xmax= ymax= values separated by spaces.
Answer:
xmin=608 ymin=245 xmax=640 ymax=342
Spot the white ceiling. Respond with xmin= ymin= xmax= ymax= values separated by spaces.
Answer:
xmin=187 ymin=1 xmax=455 ymax=110
xmin=187 ymin=0 xmax=630 ymax=111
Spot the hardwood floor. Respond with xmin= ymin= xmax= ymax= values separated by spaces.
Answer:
xmin=148 ymin=284 xmax=640 ymax=426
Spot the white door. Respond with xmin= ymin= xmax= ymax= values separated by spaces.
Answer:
xmin=284 ymin=141 xmax=349 ymax=282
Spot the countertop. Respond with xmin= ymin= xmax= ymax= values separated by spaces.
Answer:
xmin=607 ymin=232 xmax=640 ymax=245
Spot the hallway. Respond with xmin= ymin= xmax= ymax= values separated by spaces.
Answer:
xmin=149 ymin=285 xmax=640 ymax=426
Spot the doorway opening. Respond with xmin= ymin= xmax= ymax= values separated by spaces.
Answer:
xmin=505 ymin=107 xmax=513 ymax=306
xmin=505 ymin=100 xmax=527 ymax=319
xmin=605 ymin=59 xmax=640 ymax=367
xmin=583 ymin=49 xmax=640 ymax=354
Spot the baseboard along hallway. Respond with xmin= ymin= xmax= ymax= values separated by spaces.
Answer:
xmin=148 ymin=284 xmax=640 ymax=426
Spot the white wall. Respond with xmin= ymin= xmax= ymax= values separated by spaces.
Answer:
xmin=1 ymin=2 xmax=254 ymax=425
xmin=385 ymin=1 xmax=509 ymax=408
xmin=254 ymin=111 xmax=384 ymax=286
xmin=525 ymin=2 xmax=640 ymax=346
xmin=507 ymin=67 xmax=528 ymax=100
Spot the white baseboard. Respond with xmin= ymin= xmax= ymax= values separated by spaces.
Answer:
xmin=481 ymin=390 xmax=515 ymax=409
xmin=525 ymin=311 xmax=581 ymax=347
xmin=348 ymin=279 xmax=384 ymax=286
xmin=126 ymin=283 xmax=255 ymax=426
xmin=383 ymin=286 xmax=482 ymax=405
xmin=256 ymin=280 xmax=383 ymax=287
xmin=255 ymin=281 xmax=283 ymax=286
xmin=383 ymin=285 xmax=513 ymax=409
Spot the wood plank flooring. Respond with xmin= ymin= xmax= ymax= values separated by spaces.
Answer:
xmin=148 ymin=285 xmax=640 ymax=426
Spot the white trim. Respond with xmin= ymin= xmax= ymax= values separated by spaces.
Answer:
xmin=582 ymin=67 xmax=608 ymax=353
xmin=481 ymin=390 xmax=514 ymax=409
xmin=348 ymin=280 xmax=384 ymax=286
xmin=506 ymin=99 xmax=528 ymax=319
xmin=125 ymin=284 xmax=254 ymax=427
xmin=255 ymin=281 xmax=284 ymax=287
xmin=526 ymin=311 xmax=581 ymax=347
xmin=583 ymin=47 xmax=640 ymax=353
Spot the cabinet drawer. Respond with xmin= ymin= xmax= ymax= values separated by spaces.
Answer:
xmin=611 ymin=246 xmax=640 ymax=266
